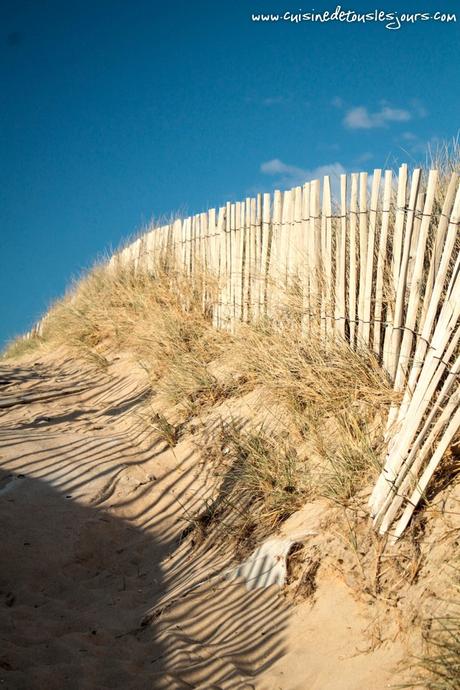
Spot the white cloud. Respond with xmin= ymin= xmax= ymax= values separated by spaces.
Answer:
xmin=260 ymin=158 xmax=347 ymax=191
xmin=260 ymin=158 xmax=305 ymax=178
xmin=344 ymin=105 xmax=412 ymax=129
xmin=307 ymin=162 xmax=348 ymax=180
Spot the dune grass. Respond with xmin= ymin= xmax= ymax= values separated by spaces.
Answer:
xmin=2 ymin=334 xmax=44 ymax=360
xmin=231 ymin=315 xmax=398 ymax=503
xmin=2 ymin=257 xmax=397 ymax=535
xmin=417 ymin=613 xmax=460 ymax=690
xmin=404 ymin=573 xmax=460 ymax=690
xmin=189 ymin=422 xmax=313 ymax=551
xmin=36 ymin=261 xmax=229 ymax=398
xmin=9 ymin=256 xmax=399 ymax=557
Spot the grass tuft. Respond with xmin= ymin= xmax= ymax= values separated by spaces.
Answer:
xmin=192 ymin=422 xmax=313 ymax=553
xmin=2 ymin=334 xmax=43 ymax=360
xmin=403 ymin=600 xmax=460 ymax=690
xmin=231 ymin=315 xmax=397 ymax=505
xmin=418 ymin=613 xmax=460 ymax=690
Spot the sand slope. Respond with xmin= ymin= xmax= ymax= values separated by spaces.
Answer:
xmin=0 ymin=353 xmax=408 ymax=689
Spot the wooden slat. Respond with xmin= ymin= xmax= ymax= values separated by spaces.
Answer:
xmin=269 ymin=190 xmax=282 ymax=319
xmin=261 ymin=192 xmax=271 ymax=319
xmin=207 ymin=209 xmax=216 ymax=274
xmin=348 ymin=174 xmax=359 ymax=347
xmin=180 ymin=218 xmax=187 ymax=275
xmin=376 ymin=339 xmax=460 ymax=534
xmin=199 ymin=212 xmax=208 ymax=311
xmin=242 ymin=198 xmax=250 ymax=322
xmin=301 ymin=183 xmax=311 ymax=334
xmin=252 ymin=195 xmax=261 ymax=320
xmin=287 ymin=187 xmax=294 ymax=293
xmin=232 ymin=202 xmax=241 ymax=325
xmin=310 ymin=179 xmax=321 ymax=328
xmin=362 ymin=170 xmax=382 ymax=347
xmin=206 ymin=209 xmax=217 ymax=325
xmin=383 ymin=164 xmax=408 ymax=373
xmin=292 ymin=186 xmax=303 ymax=278
xmin=190 ymin=215 xmax=197 ymax=276
xmin=392 ymin=402 xmax=460 ymax=541
xmin=373 ymin=170 xmax=392 ymax=357
xmin=356 ymin=172 xmax=368 ymax=343
xmin=371 ymin=248 xmax=460 ymax=519
xmin=395 ymin=180 xmax=460 ymax=426
xmin=393 ymin=172 xmax=437 ymax=391
xmin=223 ymin=203 xmax=232 ymax=328
xmin=406 ymin=192 xmax=425 ymax=291
xmin=322 ymin=176 xmax=333 ymax=337
xmin=387 ymin=168 xmax=421 ymax=380
xmin=418 ymin=172 xmax=459 ymax=338
xmin=215 ymin=206 xmax=225 ymax=327
xmin=246 ymin=198 xmax=260 ymax=323
xmin=334 ymin=174 xmax=347 ymax=339
xmin=280 ymin=190 xmax=292 ymax=296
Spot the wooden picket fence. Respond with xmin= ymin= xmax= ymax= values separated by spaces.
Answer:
xmin=29 ymin=164 xmax=460 ymax=541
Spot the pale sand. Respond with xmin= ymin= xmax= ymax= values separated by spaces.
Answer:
xmin=0 ymin=352 xmax=408 ymax=689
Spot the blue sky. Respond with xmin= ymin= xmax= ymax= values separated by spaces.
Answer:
xmin=1 ymin=0 xmax=459 ymax=346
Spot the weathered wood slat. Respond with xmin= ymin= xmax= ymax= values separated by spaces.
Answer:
xmin=387 ymin=168 xmax=421 ymax=380
xmin=334 ymin=174 xmax=347 ymax=339
xmin=357 ymin=172 xmax=368 ymax=344
xmin=383 ymin=164 xmax=408 ymax=373
xmin=362 ymin=169 xmax=382 ymax=348
xmin=373 ymin=170 xmax=392 ymax=357
xmin=348 ymin=173 xmax=359 ymax=348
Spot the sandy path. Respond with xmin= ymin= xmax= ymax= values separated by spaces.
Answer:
xmin=0 ymin=354 xmax=407 ymax=689
xmin=0 ymin=355 xmax=290 ymax=689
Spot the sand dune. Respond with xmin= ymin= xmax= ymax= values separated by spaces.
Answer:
xmin=0 ymin=352 xmax=410 ymax=689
